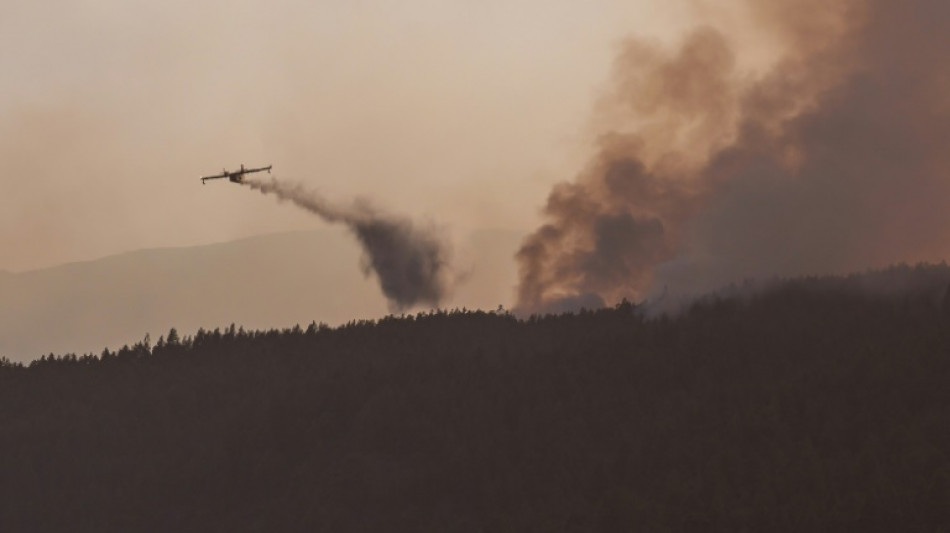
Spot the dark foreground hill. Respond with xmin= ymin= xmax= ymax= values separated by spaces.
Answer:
xmin=2 ymin=265 xmax=950 ymax=531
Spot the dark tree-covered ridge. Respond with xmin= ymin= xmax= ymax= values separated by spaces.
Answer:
xmin=1 ymin=264 xmax=949 ymax=531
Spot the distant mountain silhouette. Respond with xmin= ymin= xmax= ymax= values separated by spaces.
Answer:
xmin=0 ymin=229 xmax=522 ymax=362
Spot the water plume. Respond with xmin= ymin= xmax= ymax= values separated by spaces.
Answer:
xmin=244 ymin=176 xmax=452 ymax=311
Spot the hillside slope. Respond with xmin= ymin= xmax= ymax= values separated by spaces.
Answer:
xmin=1 ymin=265 xmax=949 ymax=531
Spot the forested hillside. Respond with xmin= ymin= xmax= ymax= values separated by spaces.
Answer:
xmin=2 ymin=265 xmax=950 ymax=531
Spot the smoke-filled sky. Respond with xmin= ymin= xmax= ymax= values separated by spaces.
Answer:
xmin=0 ymin=0 xmax=694 ymax=273
xmin=5 ymin=0 xmax=949 ymax=317
xmin=516 ymin=0 xmax=950 ymax=312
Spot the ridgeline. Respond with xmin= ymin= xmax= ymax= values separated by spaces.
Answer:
xmin=2 ymin=265 xmax=950 ymax=531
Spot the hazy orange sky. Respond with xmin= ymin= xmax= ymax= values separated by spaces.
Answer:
xmin=9 ymin=0 xmax=947 ymax=356
xmin=0 ymin=0 xmax=726 ymax=273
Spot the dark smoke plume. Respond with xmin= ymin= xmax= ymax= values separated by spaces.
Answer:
xmin=243 ymin=177 xmax=452 ymax=311
xmin=516 ymin=0 xmax=950 ymax=314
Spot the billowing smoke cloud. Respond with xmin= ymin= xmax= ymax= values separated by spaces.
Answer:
xmin=243 ymin=177 xmax=452 ymax=311
xmin=516 ymin=0 xmax=950 ymax=314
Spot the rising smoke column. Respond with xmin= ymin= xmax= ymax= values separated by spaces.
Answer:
xmin=243 ymin=177 xmax=452 ymax=311
xmin=516 ymin=0 xmax=950 ymax=314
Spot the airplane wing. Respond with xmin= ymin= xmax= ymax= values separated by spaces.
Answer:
xmin=200 ymin=171 xmax=229 ymax=184
xmin=244 ymin=165 xmax=272 ymax=175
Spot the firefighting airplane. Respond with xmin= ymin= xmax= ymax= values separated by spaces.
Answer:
xmin=200 ymin=164 xmax=272 ymax=184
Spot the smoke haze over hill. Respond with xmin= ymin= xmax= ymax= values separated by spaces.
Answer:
xmin=0 ymin=230 xmax=519 ymax=363
xmin=516 ymin=0 xmax=950 ymax=313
